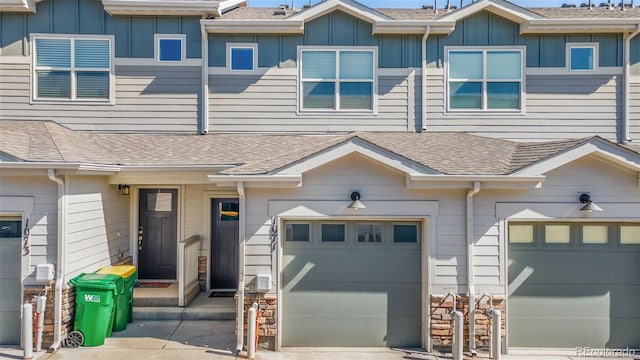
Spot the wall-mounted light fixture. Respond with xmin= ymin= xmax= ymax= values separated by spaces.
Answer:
xmin=579 ymin=193 xmax=602 ymax=212
xmin=348 ymin=191 xmax=366 ymax=210
xmin=118 ymin=184 xmax=130 ymax=196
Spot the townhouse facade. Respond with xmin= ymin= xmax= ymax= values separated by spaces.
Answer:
xmin=0 ymin=0 xmax=639 ymax=353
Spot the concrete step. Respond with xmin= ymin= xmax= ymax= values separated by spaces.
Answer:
xmin=133 ymin=306 xmax=236 ymax=321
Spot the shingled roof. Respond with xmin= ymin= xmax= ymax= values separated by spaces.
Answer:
xmin=2 ymin=121 xmax=634 ymax=177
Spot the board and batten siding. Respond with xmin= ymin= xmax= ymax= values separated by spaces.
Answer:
xmin=241 ymin=154 xmax=474 ymax=294
xmin=209 ymin=71 xmax=413 ymax=133
xmin=0 ymin=61 xmax=201 ymax=133
xmin=0 ymin=175 xmax=57 ymax=285
xmin=65 ymin=176 xmax=130 ymax=278
xmin=425 ymin=70 xmax=622 ymax=141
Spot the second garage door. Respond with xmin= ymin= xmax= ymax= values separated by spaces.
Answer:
xmin=0 ymin=218 xmax=22 ymax=345
xmin=508 ymin=222 xmax=640 ymax=348
xmin=282 ymin=221 xmax=422 ymax=347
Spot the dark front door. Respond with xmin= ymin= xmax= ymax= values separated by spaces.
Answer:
xmin=210 ymin=199 xmax=239 ymax=290
xmin=138 ymin=189 xmax=178 ymax=279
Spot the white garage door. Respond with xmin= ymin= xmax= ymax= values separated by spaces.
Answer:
xmin=282 ymin=221 xmax=423 ymax=347
xmin=0 ymin=217 xmax=22 ymax=345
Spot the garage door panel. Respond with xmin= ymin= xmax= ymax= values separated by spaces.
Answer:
xmin=509 ymin=250 xmax=640 ymax=285
xmin=283 ymin=250 xmax=420 ymax=284
xmin=608 ymin=318 xmax=640 ymax=348
xmin=0 ymin=238 xmax=20 ymax=345
xmin=0 ymin=243 xmax=20 ymax=277
xmin=0 ymin=312 xmax=21 ymax=345
xmin=285 ymin=283 xmax=421 ymax=316
xmin=509 ymin=316 xmax=610 ymax=348
xmin=0 ymin=279 xmax=21 ymax=311
xmin=284 ymin=314 xmax=389 ymax=347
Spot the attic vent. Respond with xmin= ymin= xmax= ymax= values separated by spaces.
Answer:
xmin=303 ymin=4 xmax=311 ymax=8
xmin=562 ymin=3 xmax=577 ymax=7
xmin=274 ymin=9 xmax=287 ymax=15
xmin=279 ymin=4 xmax=289 ymax=9
xmin=422 ymin=5 xmax=434 ymax=9
xmin=449 ymin=5 xmax=458 ymax=9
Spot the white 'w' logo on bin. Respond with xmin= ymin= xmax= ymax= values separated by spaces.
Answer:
xmin=84 ymin=294 xmax=101 ymax=303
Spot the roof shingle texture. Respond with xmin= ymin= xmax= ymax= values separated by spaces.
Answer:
xmin=0 ymin=121 xmax=616 ymax=176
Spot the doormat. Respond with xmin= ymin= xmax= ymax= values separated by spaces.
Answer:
xmin=135 ymin=282 xmax=172 ymax=288
xmin=209 ymin=291 xmax=236 ymax=298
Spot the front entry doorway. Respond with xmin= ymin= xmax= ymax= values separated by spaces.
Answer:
xmin=210 ymin=199 xmax=239 ymax=291
xmin=138 ymin=189 xmax=178 ymax=280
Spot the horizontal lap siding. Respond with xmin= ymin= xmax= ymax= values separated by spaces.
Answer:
xmin=0 ymin=176 xmax=57 ymax=285
xmin=0 ymin=62 xmax=200 ymax=133
xmin=65 ymin=176 xmax=130 ymax=278
xmin=209 ymin=73 xmax=409 ymax=133
xmin=426 ymin=70 xmax=621 ymax=141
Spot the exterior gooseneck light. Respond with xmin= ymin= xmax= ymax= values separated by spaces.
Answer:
xmin=348 ymin=191 xmax=366 ymax=210
xmin=579 ymin=193 xmax=602 ymax=212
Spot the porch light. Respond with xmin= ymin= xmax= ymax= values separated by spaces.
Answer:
xmin=579 ymin=193 xmax=602 ymax=212
xmin=348 ymin=191 xmax=366 ymax=210
xmin=118 ymin=184 xmax=130 ymax=196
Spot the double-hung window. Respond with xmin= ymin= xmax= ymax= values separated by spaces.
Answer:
xmin=299 ymin=47 xmax=376 ymax=111
xmin=447 ymin=47 xmax=524 ymax=111
xmin=33 ymin=35 xmax=112 ymax=101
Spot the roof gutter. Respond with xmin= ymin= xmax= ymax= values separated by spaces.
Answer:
xmin=46 ymin=170 xmax=65 ymax=353
xmin=409 ymin=174 xmax=545 ymax=182
xmin=420 ymin=25 xmax=431 ymax=132
xmin=623 ymin=24 xmax=640 ymax=143
xmin=0 ymin=162 xmax=121 ymax=171
xmin=521 ymin=19 xmax=640 ymax=34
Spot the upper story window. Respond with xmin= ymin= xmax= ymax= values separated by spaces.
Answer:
xmin=227 ymin=43 xmax=257 ymax=72
xmin=446 ymin=47 xmax=524 ymax=112
xmin=156 ymin=35 xmax=185 ymax=62
xmin=33 ymin=35 xmax=113 ymax=102
xmin=567 ymin=43 xmax=598 ymax=72
xmin=299 ymin=47 xmax=376 ymax=112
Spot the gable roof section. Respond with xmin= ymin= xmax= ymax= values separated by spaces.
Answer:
xmin=437 ymin=0 xmax=542 ymax=24
xmin=512 ymin=136 xmax=640 ymax=176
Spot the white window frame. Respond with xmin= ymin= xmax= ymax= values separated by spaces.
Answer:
xmin=297 ymin=46 xmax=378 ymax=114
xmin=566 ymin=42 xmax=598 ymax=72
xmin=31 ymin=33 xmax=115 ymax=104
xmin=445 ymin=46 xmax=525 ymax=113
xmin=155 ymin=34 xmax=186 ymax=63
xmin=226 ymin=43 xmax=258 ymax=72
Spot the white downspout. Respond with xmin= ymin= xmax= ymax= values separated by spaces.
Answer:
xmin=47 ymin=169 xmax=65 ymax=352
xmin=235 ymin=182 xmax=246 ymax=355
xmin=466 ymin=181 xmax=480 ymax=355
xmin=420 ymin=26 xmax=431 ymax=132
xmin=623 ymin=24 xmax=640 ymax=143
xmin=201 ymin=21 xmax=210 ymax=135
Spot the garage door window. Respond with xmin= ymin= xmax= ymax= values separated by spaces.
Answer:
xmin=582 ymin=224 xmax=608 ymax=244
xmin=357 ymin=223 xmax=382 ymax=243
xmin=321 ymin=223 xmax=345 ymax=242
xmin=508 ymin=224 xmax=534 ymax=244
xmin=620 ymin=225 xmax=640 ymax=244
xmin=544 ymin=224 xmax=571 ymax=244
xmin=393 ymin=224 xmax=419 ymax=243
xmin=0 ymin=218 xmax=21 ymax=238
xmin=285 ymin=223 xmax=310 ymax=242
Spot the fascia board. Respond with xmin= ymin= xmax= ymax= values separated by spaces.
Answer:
xmin=0 ymin=162 xmax=121 ymax=172
xmin=438 ymin=0 xmax=542 ymax=23
xmin=521 ymin=19 xmax=640 ymax=34
xmin=0 ymin=0 xmax=39 ymax=12
xmin=202 ymin=20 xmax=304 ymax=34
xmin=102 ymin=0 xmax=221 ymax=16
xmin=373 ymin=21 xmax=455 ymax=35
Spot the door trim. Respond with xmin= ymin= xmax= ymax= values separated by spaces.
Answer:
xmin=202 ymin=191 xmax=239 ymax=292
xmin=130 ymin=186 xmax=182 ymax=281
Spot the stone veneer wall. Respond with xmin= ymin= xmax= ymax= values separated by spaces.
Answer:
xmin=236 ymin=293 xmax=277 ymax=351
xmin=198 ymin=256 xmax=206 ymax=290
xmin=430 ymin=294 xmax=505 ymax=350
xmin=23 ymin=284 xmax=75 ymax=349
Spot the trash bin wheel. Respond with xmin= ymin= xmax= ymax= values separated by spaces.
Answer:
xmin=66 ymin=330 xmax=84 ymax=347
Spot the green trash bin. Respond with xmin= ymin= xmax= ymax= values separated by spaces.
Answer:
xmin=69 ymin=273 xmax=121 ymax=347
xmin=96 ymin=265 xmax=137 ymax=330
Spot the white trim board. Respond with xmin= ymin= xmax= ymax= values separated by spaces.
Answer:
xmin=115 ymin=58 xmax=202 ymax=67
xmin=496 ymin=202 xmax=640 ymax=220
xmin=268 ymin=200 xmax=439 ymax=218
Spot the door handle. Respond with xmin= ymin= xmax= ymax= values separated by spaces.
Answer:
xmin=138 ymin=227 xmax=143 ymax=250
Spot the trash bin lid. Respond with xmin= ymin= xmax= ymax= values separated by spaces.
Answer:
xmin=70 ymin=273 xmax=120 ymax=290
xmin=96 ymin=265 xmax=137 ymax=278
